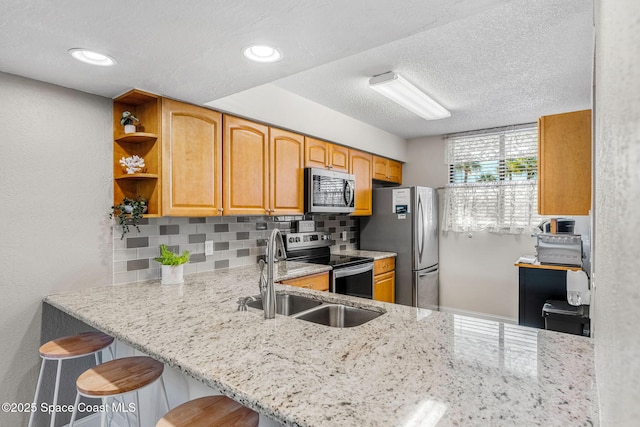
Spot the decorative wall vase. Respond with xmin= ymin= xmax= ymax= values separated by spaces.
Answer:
xmin=161 ymin=264 xmax=184 ymax=285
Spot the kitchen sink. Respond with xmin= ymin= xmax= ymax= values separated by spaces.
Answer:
xmin=292 ymin=304 xmax=383 ymax=328
xmin=246 ymin=293 xmax=323 ymax=316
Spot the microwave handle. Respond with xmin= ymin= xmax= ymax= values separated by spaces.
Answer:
xmin=344 ymin=180 xmax=354 ymax=206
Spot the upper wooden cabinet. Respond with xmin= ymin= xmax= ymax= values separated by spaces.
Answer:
xmin=224 ymin=116 xmax=270 ymax=216
xmin=270 ymin=127 xmax=305 ymax=215
xmin=538 ymin=110 xmax=592 ymax=215
xmin=373 ymin=155 xmax=402 ymax=184
xmin=349 ymin=149 xmax=373 ymax=216
xmin=224 ymin=116 xmax=305 ymax=216
xmin=304 ymin=137 xmax=349 ymax=172
xmin=162 ymin=99 xmax=222 ymax=217
xmin=113 ymin=89 xmax=162 ymax=216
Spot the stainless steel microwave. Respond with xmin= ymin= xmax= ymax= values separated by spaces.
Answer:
xmin=304 ymin=168 xmax=356 ymax=214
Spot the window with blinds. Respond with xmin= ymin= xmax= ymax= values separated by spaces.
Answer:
xmin=443 ymin=124 xmax=543 ymax=233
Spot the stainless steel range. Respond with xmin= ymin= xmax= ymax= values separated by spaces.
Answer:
xmin=284 ymin=231 xmax=374 ymax=299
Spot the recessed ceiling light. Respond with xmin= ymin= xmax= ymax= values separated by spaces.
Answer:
xmin=68 ymin=48 xmax=117 ymax=66
xmin=242 ymin=45 xmax=282 ymax=63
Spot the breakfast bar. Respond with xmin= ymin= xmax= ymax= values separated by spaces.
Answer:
xmin=44 ymin=263 xmax=598 ymax=426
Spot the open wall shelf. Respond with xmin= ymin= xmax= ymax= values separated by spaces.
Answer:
xmin=113 ymin=89 xmax=162 ymax=216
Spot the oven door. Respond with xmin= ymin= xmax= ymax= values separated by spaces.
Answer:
xmin=332 ymin=263 xmax=374 ymax=299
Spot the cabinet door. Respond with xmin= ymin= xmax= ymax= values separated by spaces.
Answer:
xmin=223 ymin=116 xmax=270 ymax=215
xmin=374 ymin=271 xmax=395 ymax=303
xmin=280 ymin=272 xmax=329 ymax=291
xmin=538 ymin=110 xmax=592 ymax=215
xmin=162 ymin=99 xmax=222 ymax=216
xmin=372 ymin=156 xmax=389 ymax=181
xmin=329 ymin=144 xmax=349 ymax=172
xmin=270 ymin=128 xmax=304 ymax=215
xmin=304 ymin=137 xmax=329 ymax=169
xmin=349 ymin=149 xmax=372 ymax=216
xmin=387 ymin=159 xmax=403 ymax=184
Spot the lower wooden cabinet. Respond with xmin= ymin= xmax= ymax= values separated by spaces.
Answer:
xmin=279 ymin=272 xmax=329 ymax=291
xmin=373 ymin=257 xmax=395 ymax=303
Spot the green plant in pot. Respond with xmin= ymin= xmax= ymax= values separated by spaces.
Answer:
xmin=155 ymin=244 xmax=190 ymax=285
xmin=110 ymin=196 xmax=147 ymax=239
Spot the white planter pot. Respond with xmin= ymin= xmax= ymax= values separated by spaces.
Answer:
xmin=124 ymin=124 xmax=136 ymax=134
xmin=161 ymin=264 xmax=184 ymax=285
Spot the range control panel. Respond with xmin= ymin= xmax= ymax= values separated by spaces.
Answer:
xmin=284 ymin=232 xmax=333 ymax=250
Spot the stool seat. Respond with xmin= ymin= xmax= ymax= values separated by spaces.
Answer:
xmin=156 ymin=396 xmax=259 ymax=427
xmin=39 ymin=331 xmax=114 ymax=359
xmin=76 ymin=356 xmax=164 ymax=396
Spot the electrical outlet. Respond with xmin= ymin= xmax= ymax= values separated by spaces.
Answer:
xmin=205 ymin=240 xmax=214 ymax=256
xmin=341 ymin=231 xmax=347 ymax=241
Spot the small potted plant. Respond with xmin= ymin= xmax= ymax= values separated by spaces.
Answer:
xmin=155 ymin=244 xmax=190 ymax=285
xmin=120 ymin=111 xmax=140 ymax=134
xmin=109 ymin=196 xmax=147 ymax=239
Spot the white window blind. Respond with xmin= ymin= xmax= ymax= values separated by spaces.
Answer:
xmin=443 ymin=124 xmax=543 ymax=233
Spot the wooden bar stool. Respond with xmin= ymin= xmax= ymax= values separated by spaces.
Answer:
xmin=69 ymin=356 xmax=169 ymax=427
xmin=29 ymin=331 xmax=114 ymax=427
xmin=156 ymin=395 xmax=259 ymax=427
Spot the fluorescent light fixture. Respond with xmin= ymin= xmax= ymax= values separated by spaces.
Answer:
xmin=242 ymin=45 xmax=282 ymax=63
xmin=369 ymin=72 xmax=450 ymax=120
xmin=68 ymin=48 xmax=116 ymax=66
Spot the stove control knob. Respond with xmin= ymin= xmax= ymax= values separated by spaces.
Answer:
xmin=289 ymin=237 xmax=294 ymax=243
xmin=296 ymin=237 xmax=301 ymax=242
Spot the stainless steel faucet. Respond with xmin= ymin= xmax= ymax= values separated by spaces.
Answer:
xmin=260 ymin=228 xmax=287 ymax=319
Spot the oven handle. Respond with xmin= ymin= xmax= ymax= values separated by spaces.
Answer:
xmin=332 ymin=262 xmax=373 ymax=279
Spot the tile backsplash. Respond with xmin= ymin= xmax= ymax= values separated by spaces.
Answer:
xmin=113 ymin=215 xmax=359 ymax=284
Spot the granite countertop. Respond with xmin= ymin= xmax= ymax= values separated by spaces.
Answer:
xmin=45 ymin=262 xmax=598 ymax=426
xmin=335 ymin=249 xmax=397 ymax=260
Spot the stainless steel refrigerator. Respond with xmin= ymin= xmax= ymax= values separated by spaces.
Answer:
xmin=360 ymin=186 xmax=439 ymax=309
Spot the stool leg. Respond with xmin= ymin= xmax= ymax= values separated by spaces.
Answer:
xmin=49 ymin=359 xmax=62 ymax=427
xmin=159 ymin=376 xmax=170 ymax=413
xmin=69 ymin=392 xmax=80 ymax=427
xmin=28 ymin=358 xmax=46 ymax=427
xmin=125 ymin=396 xmax=132 ymax=427
xmin=100 ymin=397 xmax=107 ymax=427
xmin=132 ymin=391 xmax=142 ymax=427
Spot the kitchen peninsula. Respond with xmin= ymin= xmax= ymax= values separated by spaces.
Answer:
xmin=44 ymin=263 xmax=598 ymax=426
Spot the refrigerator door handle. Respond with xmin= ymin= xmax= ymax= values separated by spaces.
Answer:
xmin=417 ymin=194 xmax=425 ymax=263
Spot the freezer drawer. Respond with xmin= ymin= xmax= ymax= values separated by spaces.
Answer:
xmin=414 ymin=267 xmax=439 ymax=310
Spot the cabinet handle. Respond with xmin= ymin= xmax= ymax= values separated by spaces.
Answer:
xmin=218 ymin=208 xmax=224 ymax=212
xmin=305 ymin=283 xmax=313 ymax=288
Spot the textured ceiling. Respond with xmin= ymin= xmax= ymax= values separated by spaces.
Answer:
xmin=0 ymin=0 xmax=592 ymax=139
xmin=274 ymin=0 xmax=593 ymax=138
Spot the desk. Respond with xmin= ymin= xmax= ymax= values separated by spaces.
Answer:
xmin=515 ymin=263 xmax=580 ymax=328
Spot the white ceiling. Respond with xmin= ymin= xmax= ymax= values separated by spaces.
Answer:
xmin=0 ymin=0 xmax=592 ymax=139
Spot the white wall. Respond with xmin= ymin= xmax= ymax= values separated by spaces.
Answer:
xmin=593 ymin=1 xmax=640 ymax=425
xmin=0 ymin=73 xmax=112 ymax=426
xmin=206 ymin=84 xmax=408 ymax=161
xmin=404 ymin=135 xmax=535 ymax=321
